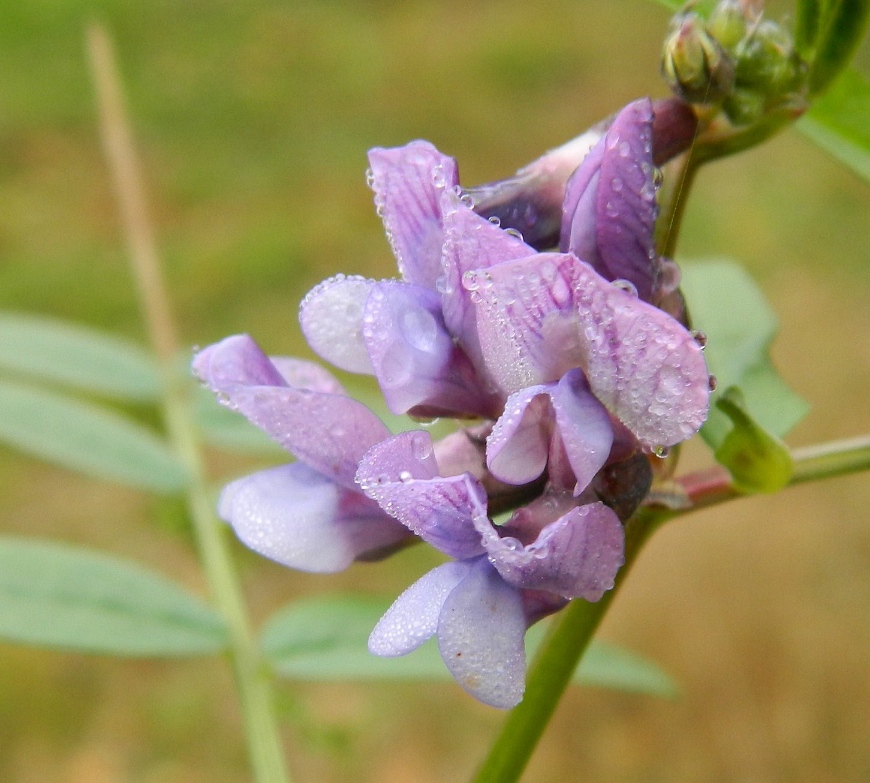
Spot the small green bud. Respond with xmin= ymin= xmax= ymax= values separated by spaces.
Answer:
xmin=707 ymin=0 xmax=748 ymax=51
xmin=734 ymin=20 xmax=802 ymax=94
xmin=722 ymin=86 xmax=767 ymax=126
xmin=662 ymin=13 xmax=736 ymax=104
xmin=714 ymin=387 xmax=794 ymax=494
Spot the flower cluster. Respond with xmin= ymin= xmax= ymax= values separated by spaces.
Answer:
xmin=194 ymin=97 xmax=711 ymax=708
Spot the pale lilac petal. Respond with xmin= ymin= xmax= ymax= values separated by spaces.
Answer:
xmin=438 ymin=557 xmax=527 ymax=709
xmin=481 ymin=502 xmax=624 ymax=600
xmin=268 ymin=357 xmax=346 ymax=395
xmin=471 ymin=254 xmax=709 ymax=448
xmin=363 ymin=281 xmax=496 ymax=418
xmin=486 ymin=384 xmax=553 ymax=485
xmin=219 ymin=463 xmax=410 ymax=573
xmin=299 ymin=275 xmax=376 ymax=374
xmin=369 ymin=561 xmax=472 ymax=656
xmin=561 ymin=99 xmax=660 ymax=301
xmin=440 ymin=189 xmax=533 ymax=363
xmin=193 ymin=334 xmax=390 ymax=487
xmin=356 ymin=431 xmax=487 ymax=559
xmin=552 ymin=370 xmax=614 ymax=494
xmin=368 ymin=141 xmax=458 ymax=289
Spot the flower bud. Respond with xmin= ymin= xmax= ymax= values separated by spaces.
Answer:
xmin=707 ymin=0 xmax=748 ymax=50
xmin=661 ymin=13 xmax=735 ymax=104
xmin=722 ymin=86 xmax=767 ymax=126
xmin=734 ymin=20 xmax=802 ymax=95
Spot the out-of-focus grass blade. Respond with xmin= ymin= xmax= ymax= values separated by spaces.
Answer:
xmin=0 ymin=379 xmax=189 ymax=493
xmin=0 ymin=313 xmax=160 ymax=401
xmin=0 ymin=537 xmax=228 ymax=656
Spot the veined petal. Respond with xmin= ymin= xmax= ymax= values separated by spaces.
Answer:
xmin=299 ymin=275 xmax=376 ymax=374
xmin=438 ymin=557 xmax=527 ymax=709
xmin=483 ymin=501 xmax=624 ymax=600
xmin=363 ymin=280 xmax=496 ymax=418
xmin=552 ymin=370 xmax=614 ymax=494
xmin=561 ymin=98 xmax=660 ymax=302
xmin=219 ymin=463 xmax=410 ymax=573
xmin=440 ymin=189 xmax=533 ymax=363
xmin=486 ymin=384 xmax=553 ymax=486
xmin=193 ymin=334 xmax=390 ymax=487
xmin=268 ymin=356 xmax=346 ymax=395
xmin=368 ymin=141 xmax=458 ymax=289
xmin=369 ymin=561 xmax=471 ymax=656
xmin=357 ymin=431 xmax=487 ymax=560
xmin=471 ymin=254 xmax=709 ymax=448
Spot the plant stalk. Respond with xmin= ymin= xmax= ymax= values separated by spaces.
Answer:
xmin=87 ymin=23 xmax=291 ymax=783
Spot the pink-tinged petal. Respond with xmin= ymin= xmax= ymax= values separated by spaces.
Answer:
xmin=438 ymin=557 xmax=527 ymax=709
xmin=561 ymin=99 xmax=660 ymax=302
xmin=471 ymin=254 xmax=709 ymax=448
xmin=572 ymin=266 xmax=709 ymax=449
xmin=299 ymin=275 xmax=375 ymax=374
xmin=268 ymin=357 xmax=346 ymax=395
xmin=363 ymin=281 xmax=496 ymax=418
xmin=482 ymin=502 xmax=624 ymax=600
xmin=368 ymin=141 xmax=458 ymax=289
xmin=357 ymin=431 xmax=487 ymax=559
xmin=440 ymin=189 xmax=534 ymax=363
xmin=369 ymin=561 xmax=472 ymax=656
xmin=552 ymin=370 xmax=614 ymax=494
xmin=193 ymin=334 xmax=390 ymax=487
xmin=219 ymin=463 xmax=410 ymax=573
xmin=486 ymin=384 xmax=553 ymax=486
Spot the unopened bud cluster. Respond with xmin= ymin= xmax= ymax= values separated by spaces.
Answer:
xmin=662 ymin=0 xmax=807 ymax=126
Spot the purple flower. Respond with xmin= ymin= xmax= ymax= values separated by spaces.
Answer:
xmin=193 ymin=335 xmax=412 ymax=572
xmin=357 ymin=430 xmax=623 ymax=708
xmin=194 ymin=96 xmax=711 ymax=708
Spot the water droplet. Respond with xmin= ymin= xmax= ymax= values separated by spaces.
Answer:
xmin=708 ymin=375 xmax=718 ymax=391
xmin=431 ymin=166 xmax=446 ymax=188
xmin=618 ymin=140 xmax=631 ymax=157
xmin=652 ymin=167 xmax=664 ymax=189
xmin=412 ymin=434 xmax=433 ymax=460
xmin=365 ymin=168 xmax=375 ymax=188
xmin=504 ymin=227 xmax=524 ymax=241
xmin=653 ymin=445 xmax=670 ymax=458
xmin=377 ymin=474 xmax=390 ymax=485
xmin=691 ymin=329 xmax=708 ymax=349
xmin=461 ymin=270 xmax=479 ymax=291
xmin=399 ymin=470 xmax=413 ymax=483
xmin=612 ymin=278 xmax=638 ymax=297
xmin=460 ymin=193 xmax=475 ymax=208
xmin=611 ymin=176 xmax=624 ymax=192
xmin=488 ymin=215 xmax=501 ymax=227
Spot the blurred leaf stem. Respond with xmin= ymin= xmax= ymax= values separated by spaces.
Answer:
xmin=86 ymin=23 xmax=291 ymax=783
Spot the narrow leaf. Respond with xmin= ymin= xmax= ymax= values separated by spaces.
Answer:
xmin=714 ymin=387 xmax=794 ymax=492
xmin=800 ymin=69 xmax=870 ymax=183
xmin=680 ymin=260 xmax=809 ymax=448
xmin=795 ymin=0 xmax=823 ymax=54
xmin=807 ymin=0 xmax=870 ymax=95
xmin=0 ymin=537 xmax=227 ymax=656
xmin=0 ymin=314 xmax=160 ymax=401
xmin=261 ymin=595 xmax=678 ymax=697
xmin=0 ymin=379 xmax=189 ymax=493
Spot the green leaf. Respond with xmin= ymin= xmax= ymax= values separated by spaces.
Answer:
xmin=800 ymin=68 xmax=870 ymax=183
xmin=807 ymin=0 xmax=870 ymax=95
xmin=261 ymin=595 xmax=678 ymax=698
xmin=679 ymin=260 xmax=809 ymax=449
xmin=0 ymin=379 xmax=189 ymax=493
xmin=795 ymin=0 xmax=823 ymax=54
xmin=0 ymin=537 xmax=227 ymax=656
xmin=0 ymin=314 xmax=160 ymax=401
xmin=714 ymin=387 xmax=794 ymax=493
xmin=194 ymin=387 xmax=284 ymax=455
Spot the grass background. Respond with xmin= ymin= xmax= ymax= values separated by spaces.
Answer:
xmin=0 ymin=1 xmax=869 ymax=781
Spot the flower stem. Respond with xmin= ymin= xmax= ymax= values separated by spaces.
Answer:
xmin=470 ymin=513 xmax=657 ymax=783
xmin=471 ymin=432 xmax=870 ymax=783
xmin=87 ymin=24 xmax=291 ymax=783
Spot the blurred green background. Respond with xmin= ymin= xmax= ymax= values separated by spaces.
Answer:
xmin=1 ymin=1 xmax=869 ymax=781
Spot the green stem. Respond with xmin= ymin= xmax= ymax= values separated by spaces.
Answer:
xmin=470 ymin=514 xmax=657 ymax=783
xmin=87 ymin=24 xmax=291 ymax=783
xmin=472 ymin=432 xmax=870 ymax=783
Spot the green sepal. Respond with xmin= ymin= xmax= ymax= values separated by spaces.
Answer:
xmin=714 ymin=387 xmax=794 ymax=493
